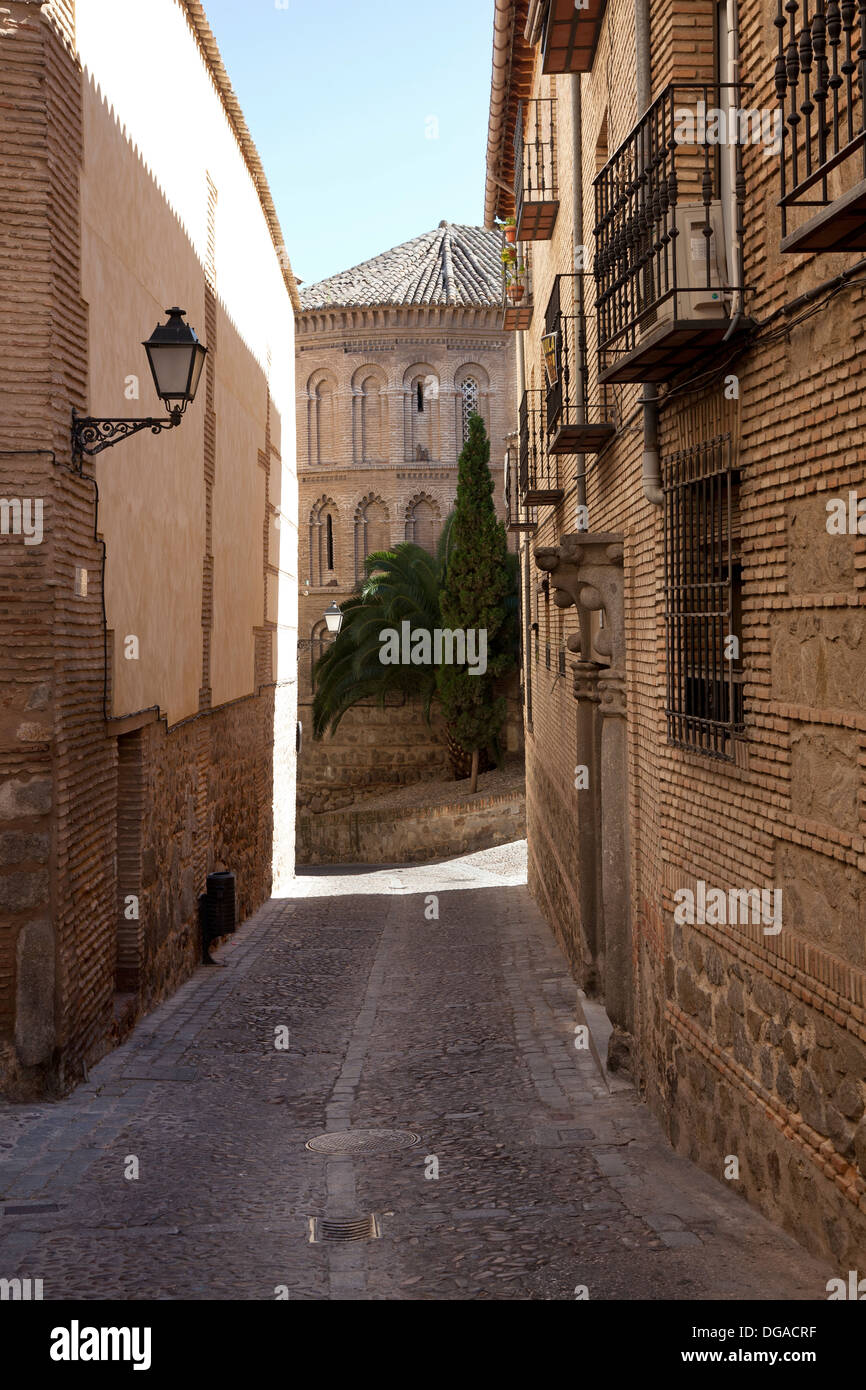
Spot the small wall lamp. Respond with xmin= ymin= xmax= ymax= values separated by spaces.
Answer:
xmin=72 ymin=307 xmax=207 ymax=460
xmin=323 ymin=601 xmax=344 ymax=635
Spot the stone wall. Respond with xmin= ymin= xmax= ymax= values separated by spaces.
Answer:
xmin=298 ymin=789 xmax=525 ymax=866
xmin=297 ymin=697 xmax=451 ymax=814
xmin=297 ymin=674 xmax=524 ymax=814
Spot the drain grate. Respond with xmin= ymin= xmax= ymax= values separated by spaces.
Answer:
xmin=308 ymin=1214 xmax=381 ymax=1243
xmin=305 ymin=1128 xmax=420 ymax=1156
xmin=3 ymin=1202 xmax=61 ymax=1215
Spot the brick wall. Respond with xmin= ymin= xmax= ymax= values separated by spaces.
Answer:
xmin=295 ymin=290 xmax=520 ymax=812
xmin=0 ymin=0 xmax=298 ymax=1099
xmin=494 ymin=0 xmax=866 ymax=1264
xmin=298 ymin=788 xmax=526 ymax=866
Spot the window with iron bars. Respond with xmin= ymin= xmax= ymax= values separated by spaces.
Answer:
xmin=663 ymin=432 xmax=744 ymax=761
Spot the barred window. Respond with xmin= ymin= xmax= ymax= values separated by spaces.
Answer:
xmin=664 ymin=433 xmax=744 ymax=761
xmin=460 ymin=376 xmax=479 ymax=442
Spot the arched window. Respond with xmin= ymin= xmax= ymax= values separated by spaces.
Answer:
xmin=404 ymin=366 xmax=438 ymax=462
xmin=354 ymin=371 xmax=386 ymax=464
xmin=354 ymin=495 xmax=390 ymax=580
xmin=308 ymin=373 xmax=337 ymax=467
xmin=405 ymin=495 xmax=440 ymax=553
xmin=309 ymin=619 xmax=332 ymax=693
xmin=460 ymin=376 xmax=479 ymax=443
xmin=309 ymin=497 xmax=338 ymax=585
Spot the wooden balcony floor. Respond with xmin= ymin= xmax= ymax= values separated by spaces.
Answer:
xmin=599 ymin=318 xmax=739 ymax=385
xmin=781 ymin=177 xmax=866 ymax=254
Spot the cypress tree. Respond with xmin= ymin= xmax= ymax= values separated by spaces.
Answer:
xmin=436 ymin=412 xmax=515 ymax=790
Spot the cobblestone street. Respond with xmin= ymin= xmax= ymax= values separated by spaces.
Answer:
xmin=0 ymin=844 xmax=832 ymax=1300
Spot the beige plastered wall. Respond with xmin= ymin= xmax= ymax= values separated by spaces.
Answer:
xmin=76 ymin=0 xmax=297 ymax=725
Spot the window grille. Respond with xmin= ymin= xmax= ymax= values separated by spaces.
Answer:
xmin=664 ymin=432 xmax=744 ymax=761
xmin=460 ymin=377 xmax=479 ymax=442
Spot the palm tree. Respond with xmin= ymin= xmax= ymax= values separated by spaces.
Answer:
xmin=311 ymin=516 xmax=518 ymax=778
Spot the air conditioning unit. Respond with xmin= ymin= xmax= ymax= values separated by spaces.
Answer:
xmin=638 ymin=201 xmax=729 ymax=336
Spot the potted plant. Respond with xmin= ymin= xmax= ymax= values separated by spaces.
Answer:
xmin=503 ymin=216 xmax=517 ymax=245
xmin=501 ymin=244 xmax=517 ymax=267
xmin=506 ymin=263 xmax=526 ymax=303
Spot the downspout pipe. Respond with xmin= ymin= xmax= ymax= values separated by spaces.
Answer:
xmin=484 ymin=0 xmax=517 ymax=228
xmin=722 ymin=0 xmax=744 ymax=342
xmin=571 ymin=74 xmax=588 ymax=519
xmin=635 ymin=0 xmax=662 ymax=506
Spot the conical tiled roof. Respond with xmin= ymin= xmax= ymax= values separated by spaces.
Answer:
xmin=298 ymin=222 xmax=502 ymax=310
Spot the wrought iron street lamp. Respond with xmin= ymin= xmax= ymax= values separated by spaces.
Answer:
xmin=72 ymin=307 xmax=207 ymax=459
xmin=323 ymin=601 xmax=344 ymax=635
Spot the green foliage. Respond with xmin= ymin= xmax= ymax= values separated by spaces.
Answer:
xmin=311 ymin=422 xmax=519 ymax=769
xmin=311 ymin=531 xmax=448 ymax=739
xmin=436 ymin=413 xmax=516 ymax=758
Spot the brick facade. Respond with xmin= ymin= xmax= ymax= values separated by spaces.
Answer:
xmin=0 ymin=0 xmax=298 ymax=1099
xmin=485 ymin=0 xmax=866 ymax=1264
xmin=296 ymin=228 xmax=520 ymax=810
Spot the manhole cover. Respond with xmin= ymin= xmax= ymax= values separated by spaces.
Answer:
xmin=308 ymin=1214 xmax=382 ymax=1243
xmin=305 ymin=1128 xmax=420 ymax=1156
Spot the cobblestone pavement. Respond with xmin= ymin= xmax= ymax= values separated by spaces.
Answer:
xmin=0 ymin=843 xmax=832 ymax=1300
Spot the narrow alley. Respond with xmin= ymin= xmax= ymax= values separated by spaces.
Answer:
xmin=0 ymin=845 xmax=830 ymax=1301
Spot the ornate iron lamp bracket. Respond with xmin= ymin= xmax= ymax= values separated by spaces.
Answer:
xmin=71 ymin=407 xmax=183 ymax=460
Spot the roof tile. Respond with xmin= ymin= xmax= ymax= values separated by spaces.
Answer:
xmin=298 ymin=222 xmax=502 ymax=310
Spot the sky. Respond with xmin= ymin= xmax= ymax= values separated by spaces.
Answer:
xmin=201 ymin=0 xmax=496 ymax=289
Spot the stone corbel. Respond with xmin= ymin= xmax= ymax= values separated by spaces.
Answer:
xmin=535 ymin=533 xmax=626 ymax=672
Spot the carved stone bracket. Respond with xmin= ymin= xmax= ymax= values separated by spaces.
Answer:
xmin=535 ymin=532 xmax=626 ymax=671
xmin=572 ymin=658 xmax=601 ymax=706
xmin=598 ymin=669 xmax=627 ymax=719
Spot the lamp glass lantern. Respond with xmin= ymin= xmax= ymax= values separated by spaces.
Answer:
xmin=324 ymin=601 xmax=343 ymax=635
xmin=143 ymin=307 xmax=208 ymax=410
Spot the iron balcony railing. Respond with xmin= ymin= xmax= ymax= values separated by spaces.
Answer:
xmin=775 ymin=0 xmax=866 ymax=251
xmin=593 ymin=84 xmax=747 ymax=379
xmin=519 ymin=390 xmax=562 ymax=505
xmin=542 ymin=273 xmax=615 ymax=453
xmin=514 ymin=98 xmax=559 ymax=240
xmin=505 ymin=454 xmax=537 ymax=532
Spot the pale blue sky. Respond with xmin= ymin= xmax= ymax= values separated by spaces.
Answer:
xmin=202 ymin=0 xmax=495 ymax=288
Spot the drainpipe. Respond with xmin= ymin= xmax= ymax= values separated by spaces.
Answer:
xmin=525 ymin=0 xmax=545 ymax=44
xmin=722 ymin=0 xmax=744 ymax=342
xmin=634 ymin=0 xmax=662 ymax=506
xmin=484 ymin=0 xmax=518 ymax=228
xmin=571 ymin=74 xmax=588 ymax=520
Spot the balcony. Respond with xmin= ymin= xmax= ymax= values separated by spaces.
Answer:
xmin=541 ymin=0 xmax=607 ymax=75
xmin=776 ymin=1 xmax=866 ymax=253
xmin=506 ymin=453 xmax=537 ymax=532
xmin=543 ymin=273 xmax=615 ymax=454
xmin=519 ymin=390 xmax=563 ymax=506
xmin=501 ymin=237 xmax=534 ymax=331
xmin=514 ymin=99 xmax=559 ymax=242
xmin=593 ymin=85 xmax=747 ymax=384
